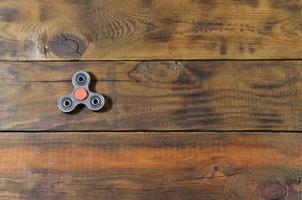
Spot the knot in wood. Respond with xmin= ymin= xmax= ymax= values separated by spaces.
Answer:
xmin=256 ymin=181 xmax=287 ymax=200
xmin=49 ymin=33 xmax=87 ymax=59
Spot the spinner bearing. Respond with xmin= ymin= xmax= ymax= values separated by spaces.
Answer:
xmin=58 ymin=71 xmax=105 ymax=113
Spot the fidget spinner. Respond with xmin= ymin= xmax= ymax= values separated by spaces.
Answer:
xmin=58 ymin=71 xmax=105 ymax=113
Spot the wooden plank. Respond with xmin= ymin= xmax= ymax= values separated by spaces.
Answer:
xmin=0 ymin=0 xmax=302 ymax=60
xmin=0 ymin=132 xmax=300 ymax=200
xmin=1 ymin=60 xmax=302 ymax=131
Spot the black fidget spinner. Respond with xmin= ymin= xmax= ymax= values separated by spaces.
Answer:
xmin=58 ymin=71 xmax=105 ymax=113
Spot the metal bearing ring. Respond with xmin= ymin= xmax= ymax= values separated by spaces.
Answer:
xmin=58 ymin=71 xmax=105 ymax=113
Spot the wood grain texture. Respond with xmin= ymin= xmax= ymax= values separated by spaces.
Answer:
xmin=1 ymin=0 xmax=302 ymax=60
xmin=1 ymin=60 xmax=302 ymax=131
xmin=0 ymin=132 xmax=301 ymax=200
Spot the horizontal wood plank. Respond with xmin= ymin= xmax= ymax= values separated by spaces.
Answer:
xmin=1 ymin=0 xmax=302 ymax=60
xmin=1 ymin=61 xmax=302 ymax=131
xmin=0 ymin=132 xmax=301 ymax=200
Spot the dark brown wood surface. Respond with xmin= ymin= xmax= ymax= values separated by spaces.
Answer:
xmin=0 ymin=132 xmax=301 ymax=200
xmin=1 ymin=61 xmax=302 ymax=131
xmin=1 ymin=0 xmax=302 ymax=60
xmin=1 ymin=0 xmax=302 ymax=199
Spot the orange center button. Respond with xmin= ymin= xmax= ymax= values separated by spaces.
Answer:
xmin=74 ymin=88 xmax=88 ymax=101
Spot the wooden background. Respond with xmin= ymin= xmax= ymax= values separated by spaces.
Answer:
xmin=1 ymin=0 xmax=302 ymax=199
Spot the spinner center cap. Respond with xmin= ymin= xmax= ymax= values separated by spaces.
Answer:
xmin=74 ymin=88 xmax=88 ymax=101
